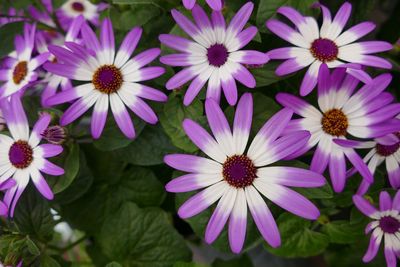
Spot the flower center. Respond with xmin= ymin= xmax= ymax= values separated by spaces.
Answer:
xmin=321 ymin=109 xmax=348 ymax=136
xmin=376 ymin=143 xmax=400 ymax=157
xmin=92 ymin=65 xmax=123 ymax=94
xmin=207 ymin=44 xmax=228 ymax=67
xmin=310 ymin=38 xmax=338 ymax=62
xmin=379 ymin=216 xmax=400 ymax=234
xmin=9 ymin=140 xmax=33 ymax=169
xmin=12 ymin=61 xmax=28 ymax=85
xmin=222 ymin=155 xmax=257 ymax=188
xmin=71 ymin=2 xmax=85 ymax=12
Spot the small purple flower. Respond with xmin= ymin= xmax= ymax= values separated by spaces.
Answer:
xmin=165 ymin=93 xmax=326 ymax=253
xmin=36 ymin=16 xmax=84 ymax=107
xmin=336 ymin=132 xmax=400 ymax=195
xmin=276 ymin=64 xmax=400 ymax=193
xmin=44 ymin=19 xmax=167 ymax=139
xmin=182 ymin=0 xmax=223 ymax=11
xmin=28 ymin=0 xmax=56 ymax=28
xmin=160 ymin=2 xmax=269 ymax=106
xmin=0 ymin=23 xmax=50 ymax=99
xmin=0 ymin=8 xmax=25 ymax=26
xmin=353 ymin=192 xmax=400 ymax=267
xmin=0 ymin=95 xmax=64 ymax=217
xmin=266 ymin=2 xmax=393 ymax=96
xmin=56 ymin=0 xmax=108 ymax=30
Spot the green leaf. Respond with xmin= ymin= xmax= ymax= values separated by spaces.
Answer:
xmin=256 ymin=0 xmax=318 ymax=33
xmin=39 ymin=254 xmax=61 ymax=267
xmin=25 ymin=237 xmax=40 ymax=256
xmin=0 ymin=22 xmax=24 ymax=57
xmin=213 ymin=255 xmax=254 ymax=267
xmin=93 ymin=118 xmax=145 ymax=151
xmin=14 ymin=188 xmax=56 ymax=242
xmin=173 ymin=262 xmax=209 ymax=267
xmin=322 ymin=220 xmax=366 ymax=244
xmin=114 ymin=125 xmax=178 ymax=166
xmin=266 ymin=213 xmax=329 ymax=258
xmin=54 ymin=150 xmax=93 ymax=205
xmin=60 ymin=167 xmax=165 ymax=233
xmin=98 ymin=202 xmax=191 ymax=266
xmin=50 ymin=143 xmax=80 ymax=194
xmin=106 ymin=262 xmax=123 ymax=267
xmin=250 ymin=62 xmax=290 ymax=88
xmin=159 ymin=93 xmax=205 ymax=153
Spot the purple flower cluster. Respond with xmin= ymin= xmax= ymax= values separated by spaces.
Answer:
xmin=0 ymin=1 xmax=398 ymax=266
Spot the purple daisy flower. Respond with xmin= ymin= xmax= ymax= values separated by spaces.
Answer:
xmin=266 ymin=2 xmax=393 ymax=96
xmin=182 ymin=0 xmax=223 ymax=11
xmin=276 ymin=64 xmax=400 ymax=193
xmin=44 ymin=19 xmax=167 ymax=139
xmin=0 ymin=23 xmax=50 ymax=99
xmin=165 ymin=93 xmax=326 ymax=253
xmin=160 ymin=2 xmax=269 ymax=106
xmin=353 ymin=191 xmax=400 ymax=267
xmin=335 ymin=132 xmax=400 ymax=195
xmin=0 ymin=95 xmax=64 ymax=217
xmin=36 ymin=16 xmax=84 ymax=107
xmin=56 ymin=0 xmax=108 ymax=30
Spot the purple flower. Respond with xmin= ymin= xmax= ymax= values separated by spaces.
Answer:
xmin=336 ymin=132 xmax=400 ymax=195
xmin=0 ymin=95 xmax=64 ymax=217
xmin=28 ymin=0 xmax=56 ymax=28
xmin=266 ymin=2 xmax=393 ymax=96
xmin=0 ymin=8 xmax=25 ymax=26
xmin=44 ymin=19 xmax=167 ymax=139
xmin=0 ymin=179 xmax=16 ymax=217
xmin=0 ymin=24 xmax=50 ymax=99
xmin=165 ymin=93 xmax=326 ymax=253
xmin=276 ymin=64 xmax=400 ymax=193
xmin=36 ymin=16 xmax=84 ymax=107
xmin=182 ymin=0 xmax=223 ymax=11
xmin=160 ymin=2 xmax=268 ymax=106
xmin=56 ymin=0 xmax=108 ymax=30
xmin=353 ymin=192 xmax=400 ymax=267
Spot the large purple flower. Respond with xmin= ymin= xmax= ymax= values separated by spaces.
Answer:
xmin=353 ymin=192 xmax=400 ymax=267
xmin=0 ymin=24 xmax=50 ymax=99
xmin=266 ymin=2 xmax=392 ymax=96
xmin=165 ymin=93 xmax=326 ymax=253
xmin=182 ymin=0 xmax=223 ymax=11
xmin=160 ymin=3 xmax=268 ymax=106
xmin=276 ymin=64 xmax=400 ymax=192
xmin=44 ymin=19 xmax=167 ymax=139
xmin=0 ymin=95 xmax=64 ymax=217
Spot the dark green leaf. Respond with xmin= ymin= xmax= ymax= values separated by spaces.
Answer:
xmin=322 ymin=220 xmax=365 ymax=244
xmin=25 ymin=237 xmax=40 ymax=256
xmin=266 ymin=213 xmax=329 ymax=258
xmin=14 ymin=188 xmax=56 ymax=242
xmin=159 ymin=93 xmax=205 ymax=153
xmin=39 ymin=254 xmax=61 ymax=267
xmin=114 ymin=125 xmax=178 ymax=166
xmin=99 ymin=202 xmax=191 ymax=266
xmin=106 ymin=262 xmax=123 ymax=267
xmin=213 ymin=255 xmax=254 ymax=267
xmin=0 ymin=22 xmax=24 ymax=57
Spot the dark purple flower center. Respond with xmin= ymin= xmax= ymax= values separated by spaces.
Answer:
xmin=379 ymin=216 xmax=400 ymax=234
xmin=13 ymin=61 xmax=28 ymax=85
xmin=9 ymin=140 xmax=33 ymax=169
xmin=376 ymin=133 xmax=400 ymax=156
xmin=321 ymin=109 xmax=348 ymax=136
xmin=222 ymin=155 xmax=257 ymax=188
xmin=310 ymin=38 xmax=338 ymax=62
xmin=207 ymin=44 xmax=228 ymax=67
xmin=92 ymin=65 xmax=123 ymax=94
xmin=72 ymin=2 xmax=85 ymax=12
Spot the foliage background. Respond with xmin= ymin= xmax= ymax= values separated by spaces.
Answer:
xmin=0 ymin=0 xmax=399 ymax=266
